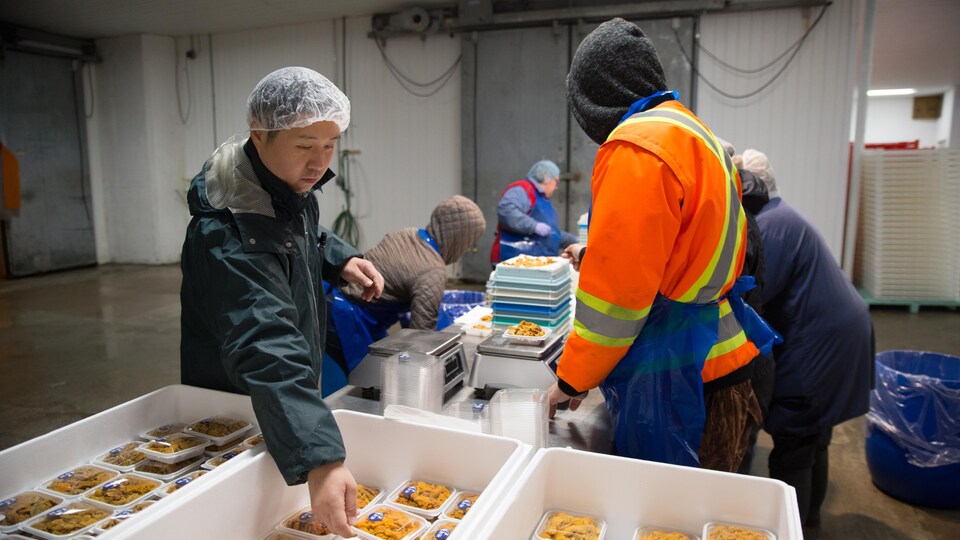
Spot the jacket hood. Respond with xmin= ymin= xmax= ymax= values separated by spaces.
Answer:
xmin=739 ymin=168 xmax=770 ymax=216
xmin=426 ymin=195 xmax=486 ymax=265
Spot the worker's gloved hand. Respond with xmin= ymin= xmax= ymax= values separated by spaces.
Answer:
xmin=534 ymin=222 xmax=552 ymax=237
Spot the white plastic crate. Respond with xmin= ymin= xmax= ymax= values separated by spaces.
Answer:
xmin=118 ymin=410 xmax=531 ymax=539
xmin=473 ymin=447 xmax=801 ymax=540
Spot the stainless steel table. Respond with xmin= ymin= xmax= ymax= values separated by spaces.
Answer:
xmin=324 ymin=332 xmax=613 ymax=453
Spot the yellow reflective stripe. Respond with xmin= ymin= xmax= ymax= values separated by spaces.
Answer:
xmin=718 ymin=299 xmax=732 ymax=317
xmin=575 ymin=287 xmax=651 ymax=321
xmin=705 ymin=330 xmax=748 ymax=359
xmin=573 ymin=319 xmax=638 ymax=348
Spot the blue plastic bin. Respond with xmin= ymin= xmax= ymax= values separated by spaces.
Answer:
xmin=436 ymin=290 xmax=486 ymax=330
xmin=865 ymin=350 xmax=960 ymax=508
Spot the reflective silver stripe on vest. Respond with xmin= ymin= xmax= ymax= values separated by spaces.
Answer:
xmin=625 ymin=108 xmax=743 ymax=302
xmin=716 ymin=304 xmax=743 ymax=343
xmin=574 ymin=296 xmax=649 ymax=340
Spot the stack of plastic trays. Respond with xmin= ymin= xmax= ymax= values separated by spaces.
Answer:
xmin=577 ymin=212 xmax=589 ymax=245
xmin=441 ymin=400 xmax=490 ymax=433
xmin=379 ymin=351 xmax=444 ymax=414
xmin=487 ymin=389 xmax=549 ymax=450
xmin=486 ymin=255 xmax=574 ymax=333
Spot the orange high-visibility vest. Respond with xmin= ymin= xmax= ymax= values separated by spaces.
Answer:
xmin=557 ymin=101 xmax=758 ymax=391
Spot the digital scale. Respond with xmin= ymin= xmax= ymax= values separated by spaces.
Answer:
xmin=469 ymin=328 xmax=566 ymax=400
xmin=348 ymin=328 xmax=468 ymax=400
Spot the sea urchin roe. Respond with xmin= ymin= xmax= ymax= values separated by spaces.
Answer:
xmin=86 ymin=475 xmax=159 ymax=506
xmin=707 ymin=524 xmax=771 ymax=540
xmin=99 ymin=442 xmax=148 ymax=467
xmin=134 ymin=455 xmax=203 ymax=476
xmin=143 ymin=423 xmax=186 ymax=439
xmin=356 ymin=506 xmax=422 ymax=540
xmin=164 ymin=471 xmax=207 ymax=494
xmin=357 ymin=484 xmax=381 ymax=510
xmin=639 ymin=530 xmax=692 ymax=540
xmin=45 ymin=466 xmax=118 ymax=496
xmin=537 ymin=511 xmax=601 ymax=540
xmin=28 ymin=502 xmax=109 ymax=536
xmin=186 ymin=416 xmax=249 ymax=438
xmin=0 ymin=491 xmax=62 ymax=526
xmin=507 ymin=320 xmax=545 ymax=337
xmin=393 ymin=481 xmax=452 ymax=510
xmin=284 ymin=510 xmax=332 ymax=536
xmin=444 ymin=492 xmax=479 ymax=519
xmin=143 ymin=433 xmax=207 ymax=454
xmin=501 ymin=255 xmax=558 ymax=267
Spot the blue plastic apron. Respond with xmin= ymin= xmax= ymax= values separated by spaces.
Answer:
xmin=499 ymin=180 xmax=562 ymax=261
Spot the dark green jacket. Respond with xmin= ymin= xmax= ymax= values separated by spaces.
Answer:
xmin=180 ymin=136 xmax=361 ymax=485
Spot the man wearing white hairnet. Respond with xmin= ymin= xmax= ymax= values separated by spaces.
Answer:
xmin=180 ymin=67 xmax=383 ymax=536
xmin=741 ymin=149 xmax=873 ymax=529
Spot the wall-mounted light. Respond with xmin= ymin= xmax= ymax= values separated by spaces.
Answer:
xmin=867 ymin=88 xmax=917 ymax=97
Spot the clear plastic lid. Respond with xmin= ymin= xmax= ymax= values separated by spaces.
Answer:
xmin=532 ymin=509 xmax=606 ymax=540
xmin=243 ymin=432 xmax=266 ymax=447
xmin=635 ymin=525 xmax=700 ymax=540
xmin=702 ymin=522 xmax=776 ymax=540
xmin=443 ymin=491 xmax=480 ymax=520
xmin=201 ymin=443 xmax=252 ymax=470
xmin=276 ymin=506 xmax=336 ymax=539
xmin=183 ymin=415 xmax=254 ymax=446
xmin=140 ymin=422 xmax=187 ymax=440
xmin=133 ymin=455 xmax=204 ymax=481
xmin=93 ymin=441 xmax=150 ymax=471
xmin=81 ymin=473 xmax=160 ymax=509
xmin=159 ymin=470 xmax=207 ymax=497
xmin=203 ymin=439 xmax=240 ymax=457
xmin=419 ymin=518 xmax=459 ymax=539
xmin=39 ymin=465 xmax=119 ymax=498
xmin=137 ymin=433 xmax=210 ymax=464
xmin=23 ymin=501 xmax=111 ymax=539
xmin=353 ymin=504 xmax=428 ymax=540
xmin=356 ymin=483 xmax=384 ymax=512
xmin=387 ymin=480 xmax=458 ymax=519
xmin=90 ymin=500 xmax=156 ymax=534
xmin=0 ymin=490 xmax=63 ymax=531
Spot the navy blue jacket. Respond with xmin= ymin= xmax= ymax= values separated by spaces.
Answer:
xmin=755 ymin=197 xmax=874 ymax=436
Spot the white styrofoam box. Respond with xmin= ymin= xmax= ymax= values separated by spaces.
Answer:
xmin=0 ymin=385 xmax=260 ymax=525
xmin=116 ymin=410 xmax=532 ymax=539
xmin=473 ymin=447 xmax=801 ymax=540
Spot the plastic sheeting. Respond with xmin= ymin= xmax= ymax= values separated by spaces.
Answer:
xmin=866 ymin=350 xmax=960 ymax=467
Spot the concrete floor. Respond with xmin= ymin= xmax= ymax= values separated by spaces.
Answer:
xmin=1 ymin=264 xmax=959 ymax=539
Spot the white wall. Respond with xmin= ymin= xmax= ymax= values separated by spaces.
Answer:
xmin=696 ymin=2 xmax=861 ymax=259
xmin=864 ymin=95 xmax=943 ymax=148
xmin=88 ymin=34 xmax=189 ymax=264
xmin=88 ymin=15 xmax=461 ymax=262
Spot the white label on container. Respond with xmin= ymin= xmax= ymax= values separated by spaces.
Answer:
xmin=175 ymin=477 xmax=193 ymax=487
xmin=0 ymin=497 xmax=15 ymax=508
xmin=402 ymin=486 xmax=417 ymax=496
xmin=57 ymin=472 xmax=75 ymax=480
xmin=222 ymin=452 xmax=238 ymax=460
xmin=299 ymin=512 xmax=313 ymax=521
xmin=457 ymin=499 xmax=472 ymax=510
xmin=48 ymin=508 xmax=67 ymax=517
xmin=103 ymin=480 xmax=123 ymax=490
xmin=434 ymin=528 xmax=452 ymax=539
xmin=115 ymin=510 xmax=135 ymax=517
xmin=109 ymin=446 xmax=124 ymax=455
xmin=368 ymin=511 xmax=384 ymax=522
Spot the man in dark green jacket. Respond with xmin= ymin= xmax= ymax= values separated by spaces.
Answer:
xmin=180 ymin=67 xmax=383 ymax=537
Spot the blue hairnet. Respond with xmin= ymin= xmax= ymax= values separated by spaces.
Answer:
xmin=526 ymin=160 xmax=561 ymax=183
xmin=247 ymin=67 xmax=350 ymax=132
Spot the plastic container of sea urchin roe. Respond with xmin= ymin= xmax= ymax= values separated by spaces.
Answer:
xmin=352 ymin=504 xmax=428 ymax=540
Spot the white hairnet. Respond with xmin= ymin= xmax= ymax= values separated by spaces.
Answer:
xmin=247 ymin=67 xmax=350 ymax=132
xmin=716 ymin=137 xmax=736 ymax=158
xmin=527 ymin=160 xmax=561 ymax=183
xmin=742 ymin=149 xmax=780 ymax=198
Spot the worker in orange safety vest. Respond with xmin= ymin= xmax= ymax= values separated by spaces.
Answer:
xmin=549 ymin=18 xmax=780 ymax=468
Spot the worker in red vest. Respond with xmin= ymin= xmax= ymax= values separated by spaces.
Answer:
xmin=489 ymin=159 xmax=577 ymax=263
